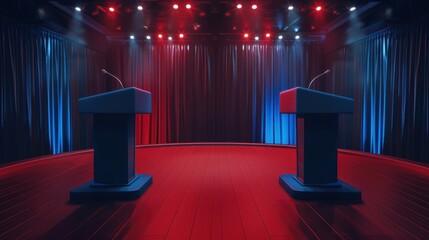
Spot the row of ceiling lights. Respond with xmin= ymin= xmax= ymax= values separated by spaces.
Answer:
xmin=128 ymin=33 xmax=302 ymax=40
xmin=75 ymin=3 xmax=358 ymax=13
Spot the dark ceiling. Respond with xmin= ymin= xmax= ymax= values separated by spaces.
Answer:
xmin=2 ymin=1 xmax=429 ymax=40
xmin=52 ymin=0 xmax=378 ymax=38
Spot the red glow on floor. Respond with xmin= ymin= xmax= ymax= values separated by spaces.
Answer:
xmin=1 ymin=144 xmax=429 ymax=239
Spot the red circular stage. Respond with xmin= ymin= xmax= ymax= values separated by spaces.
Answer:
xmin=0 ymin=143 xmax=428 ymax=239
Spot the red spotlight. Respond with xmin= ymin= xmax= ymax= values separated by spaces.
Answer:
xmin=179 ymin=33 xmax=184 ymax=38
xmin=244 ymin=33 xmax=249 ymax=38
xmin=158 ymin=34 xmax=163 ymax=39
xmin=186 ymin=4 xmax=191 ymax=9
xmin=173 ymin=4 xmax=179 ymax=9
xmin=316 ymin=6 xmax=322 ymax=11
xmin=109 ymin=7 xmax=115 ymax=12
xmin=237 ymin=4 xmax=242 ymax=9
xmin=265 ymin=33 xmax=270 ymax=38
xmin=251 ymin=4 xmax=257 ymax=10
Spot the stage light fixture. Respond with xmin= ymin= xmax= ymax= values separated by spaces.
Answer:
xmin=130 ymin=35 xmax=135 ymax=40
xmin=288 ymin=6 xmax=293 ymax=11
xmin=173 ymin=4 xmax=179 ymax=9
xmin=251 ymin=4 xmax=257 ymax=10
xmin=295 ymin=35 xmax=300 ymax=40
xmin=75 ymin=6 xmax=82 ymax=12
xmin=146 ymin=35 xmax=151 ymax=40
xmin=168 ymin=36 xmax=173 ymax=40
xmin=186 ymin=4 xmax=191 ymax=9
xmin=237 ymin=4 xmax=242 ymax=9
xmin=255 ymin=36 xmax=259 ymax=40
xmin=316 ymin=6 xmax=322 ymax=11
xmin=158 ymin=34 xmax=163 ymax=39
xmin=244 ymin=33 xmax=249 ymax=38
xmin=109 ymin=7 xmax=115 ymax=12
xmin=137 ymin=5 xmax=143 ymax=11
xmin=278 ymin=35 xmax=283 ymax=40
xmin=179 ymin=33 xmax=184 ymax=38
xmin=350 ymin=6 xmax=356 ymax=11
xmin=265 ymin=33 xmax=270 ymax=38
xmin=294 ymin=27 xmax=299 ymax=32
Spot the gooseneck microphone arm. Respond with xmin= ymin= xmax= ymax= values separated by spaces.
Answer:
xmin=307 ymin=69 xmax=330 ymax=89
xmin=101 ymin=69 xmax=124 ymax=89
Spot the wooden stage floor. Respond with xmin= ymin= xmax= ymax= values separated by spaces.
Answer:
xmin=1 ymin=144 xmax=429 ymax=239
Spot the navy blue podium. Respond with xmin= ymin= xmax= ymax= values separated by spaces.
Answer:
xmin=70 ymin=87 xmax=152 ymax=202
xmin=279 ymin=87 xmax=361 ymax=201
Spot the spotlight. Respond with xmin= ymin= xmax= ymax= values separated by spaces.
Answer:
xmin=244 ymin=33 xmax=249 ymax=38
xmin=137 ymin=5 xmax=143 ymax=11
xmin=186 ymin=4 xmax=191 ymax=9
xmin=146 ymin=35 xmax=151 ymax=40
xmin=173 ymin=4 xmax=179 ymax=9
xmin=168 ymin=36 xmax=173 ymax=40
xmin=278 ymin=35 xmax=283 ymax=40
xmin=109 ymin=7 xmax=115 ymax=12
xmin=295 ymin=35 xmax=300 ymax=40
xmin=158 ymin=34 xmax=163 ymax=39
xmin=288 ymin=5 xmax=293 ymax=11
xmin=237 ymin=4 xmax=242 ymax=9
xmin=255 ymin=36 xmax=259 ymax=40
xmin=316 ymin=6 xmax=322 ymax=11
xmin=179 ymin=33 xmax=184 ymax=38
xmin=251 ymin=4 xmax=257 ymax=10
xmin=265 ymin=33 xmax=270 ymax=38
xmin=75 ymin=6 xmax=82 ymax=12
xmin=294 ymin=27 xmax=299 ymax=33
xmin=350 ymin=6 xmax=356 ymax=11
xmin=130 ymin=35 xmax=135 ymax=40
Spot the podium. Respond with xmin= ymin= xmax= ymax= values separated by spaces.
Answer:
xmin=70 ymin=87 xmax=152 ymax=202
xmin=279 ymin=87 xmax=361 ymax=201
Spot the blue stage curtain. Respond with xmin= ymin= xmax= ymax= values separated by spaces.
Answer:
xmin=326 ymin=16 xmax=429 ymax=163
xmin=110 ymin=41 xmax=324 ymax=145
xmin=0 ymin=19 xmax=106 ymax=163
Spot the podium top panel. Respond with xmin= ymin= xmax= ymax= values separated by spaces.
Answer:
xmin=280 ymin=87 xmax=353 ymax=114
xmin=79 ymin=87 xmax=152 ymax=114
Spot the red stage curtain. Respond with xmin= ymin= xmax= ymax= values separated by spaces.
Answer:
xmin=109 ymin=41 xmax=325 ymax=145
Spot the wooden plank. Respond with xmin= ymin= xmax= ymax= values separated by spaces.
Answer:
xmin=218 ymin=147 xmax=246 ymax=240
xmin=122 ymin=147 xmax=194 ymax=239
xmin=164 ymin=147 xmax=208 ymax=240
xmin=189 ymin=147 xmax=216 ymax=240
xmin=227 ymin=147 xmax=271 ymax=239
xmin=141 ymin=147 xmax=201 ymax=236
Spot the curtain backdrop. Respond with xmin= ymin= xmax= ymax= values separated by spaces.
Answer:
xmin=0 ymin=19 xmax=106 ymax=163
xmin=326 ymin=15 xmax=429 ymax=163
xmin=110 ymin=41 xmax=325 ymax=145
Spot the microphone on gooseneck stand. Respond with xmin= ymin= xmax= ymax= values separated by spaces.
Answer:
xmin=101 ymin=69 xmax=125 ymax=89
xmin=307 ymin=69 xmax=330 ymax=89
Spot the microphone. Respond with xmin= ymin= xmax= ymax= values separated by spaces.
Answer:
xmin=307 ymin=69 xmax=330 ymax=89
xmin=101 ymin=69 xmax=124 ymax=89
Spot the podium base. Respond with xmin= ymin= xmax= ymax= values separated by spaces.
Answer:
xmin=279 ymin=174 xmax=361 ymax=202
xmin=70 ymin=174 xmax=152 ymax=202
